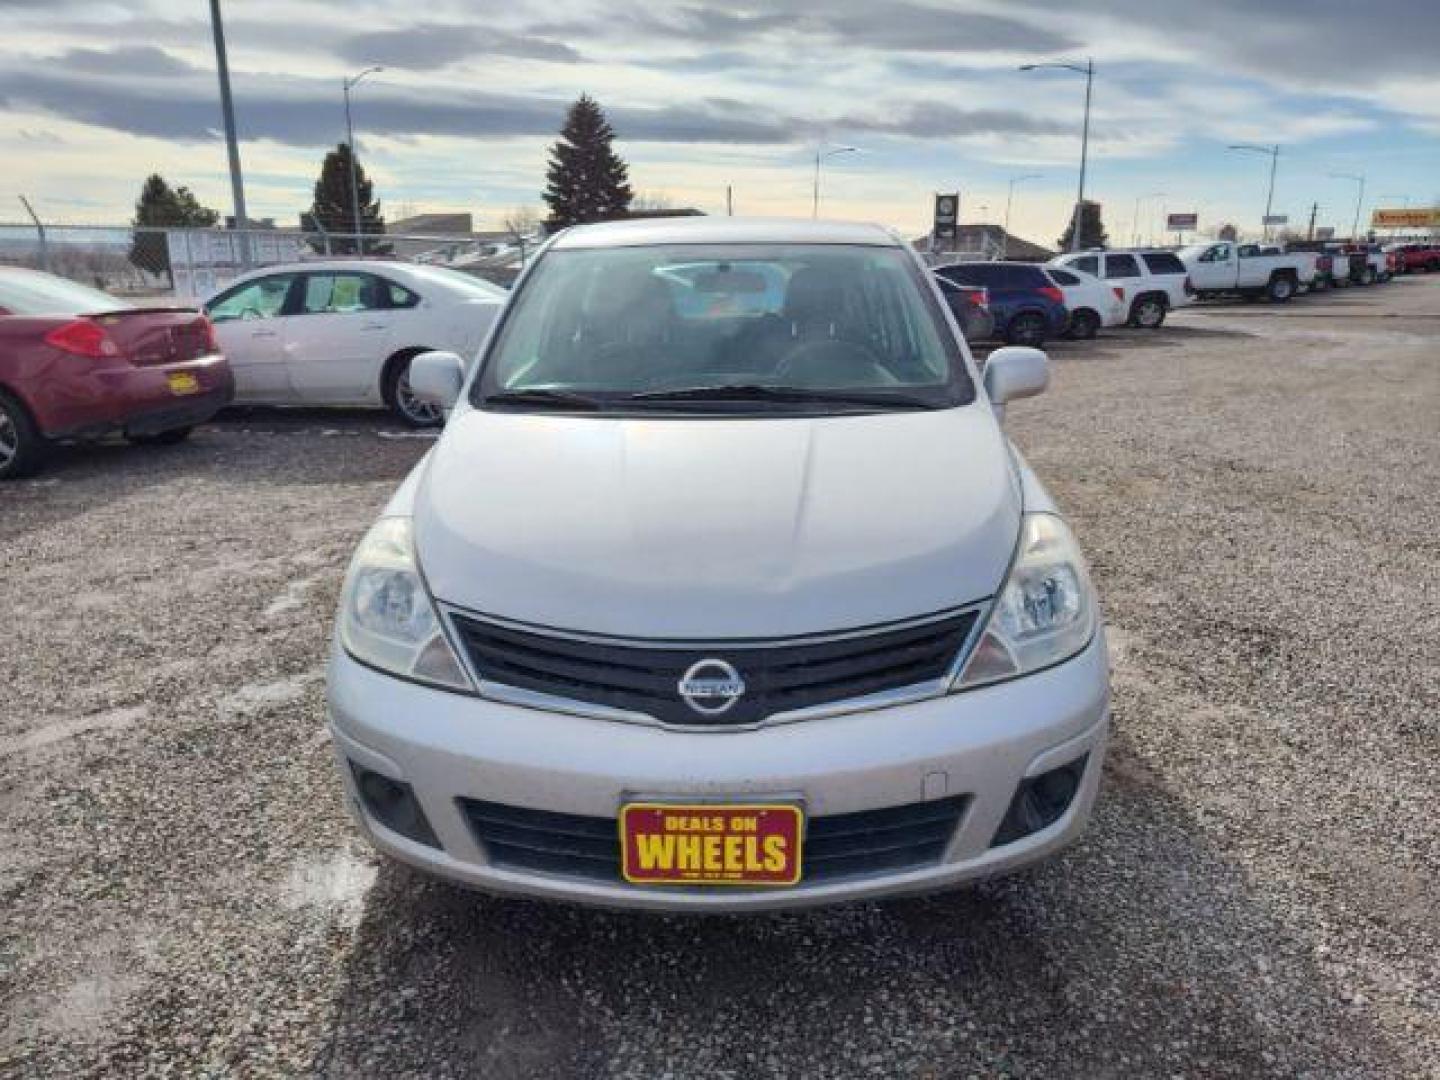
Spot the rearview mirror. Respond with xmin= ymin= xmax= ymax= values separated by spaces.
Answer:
xmin=408 ymin=350 xmax=465 ymax=411
xmin=983 ymin=346 xmax=1049 ymax=421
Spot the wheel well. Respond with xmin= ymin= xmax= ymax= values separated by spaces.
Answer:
xmin=0 ymin=381 xmax=41 ymax=430
xmin=379 ymin=347 xmax=435 ymax=405
xmin=1271 ymin=268 xmax=1297 ymax=281
xmin=1133 ymin=291 xmax=1167 ymax=308
xmin=1073 ymin=306 xmax=1099 ymax=320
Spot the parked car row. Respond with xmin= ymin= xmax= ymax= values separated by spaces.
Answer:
xmin=3 ymin=224 xmax=1424 ymax=479
xmin=934 ymin=247 xmax=1193 ymax=346
xmin=0 ymin=260 xmax=509 ymax=478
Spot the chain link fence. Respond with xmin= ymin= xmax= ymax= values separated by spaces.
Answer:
xmin=0 ymin=221 xmax=536 ymax=299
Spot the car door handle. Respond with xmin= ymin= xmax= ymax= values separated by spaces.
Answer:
xmin=360 ymin=323 xmax=388 ymax=331
xmin=251 ymin=328 xmax=279 ymax=338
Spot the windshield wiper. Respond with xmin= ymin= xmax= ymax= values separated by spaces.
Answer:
xmin=483 ymin=388 xmax=608 ymax=411
xmin=625 ymin=384 xmax=936 ymax=409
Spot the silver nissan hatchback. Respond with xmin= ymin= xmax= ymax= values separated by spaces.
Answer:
xmin=327 ymin=217 xmax=1109 ymax=911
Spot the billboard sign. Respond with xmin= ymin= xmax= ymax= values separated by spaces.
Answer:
xmin=933 ymin=193 xmax=959 ymax=241
xmin=1371 ymin=207 xmax=1440 ymax=229
xmin=1262 ymin=214 xmax=1289 ymax=226
xmin=1315 ymin=227 xmax=1335 ymax=240
xmin=1166 ymin=212 xmax=1198 ymax=231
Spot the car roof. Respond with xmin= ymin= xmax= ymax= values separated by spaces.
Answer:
xmin=549 ymin=216 xmax=904 ymax=250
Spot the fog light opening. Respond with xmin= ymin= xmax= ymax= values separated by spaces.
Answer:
xmin=991 ymin=754 xmax=1089 ymax=848
xmin=350 ymin=763 xmax=441 ymax=848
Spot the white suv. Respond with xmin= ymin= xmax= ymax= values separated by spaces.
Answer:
xmin=1050 ymin=250 xmax=1192 ymax=329
xmin=326 ymin=217 xmax=1110 ymax=912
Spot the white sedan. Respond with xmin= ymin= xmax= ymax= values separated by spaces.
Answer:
xmin=1042 ymin=265 xmax=1126 ymax=339
xmin=205 ymin=261 xmax=506 ymax=425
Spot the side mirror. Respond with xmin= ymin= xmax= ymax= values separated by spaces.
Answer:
xmin=983 ymin=346 xmax=1049 ymax=421
xmin=408 ymin=350 xmax=465 ymax=410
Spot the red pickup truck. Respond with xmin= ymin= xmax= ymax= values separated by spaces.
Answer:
xmin=1385 ymin=243 xmax=1440 ymax=274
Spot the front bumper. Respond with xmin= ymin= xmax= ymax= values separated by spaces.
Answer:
xmin=327 ymin=632 xmax=1110 ymax=912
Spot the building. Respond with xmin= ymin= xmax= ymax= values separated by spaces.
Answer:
xmin=915 ymin=224 xmax=1055 ymax=263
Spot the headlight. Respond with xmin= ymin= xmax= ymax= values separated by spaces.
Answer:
xmin=954 ymin=513 xmax=1097 ymax=689
xmin=338 ymin=517 xmax=473 ymax=692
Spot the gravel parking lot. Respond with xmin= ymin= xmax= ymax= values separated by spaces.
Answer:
xmin=2 ymin=277 xmax=1436 ymax=1078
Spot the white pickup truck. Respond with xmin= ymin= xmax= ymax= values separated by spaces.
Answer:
xmin=1180 ymin=241 xmax=1316 ymax=302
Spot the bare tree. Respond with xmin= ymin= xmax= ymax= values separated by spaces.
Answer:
xmin=503 ymin=206 xmax=541 ymax=241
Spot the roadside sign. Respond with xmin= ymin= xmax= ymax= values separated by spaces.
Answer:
xmin=1166 ymin=212 xmax=1198 ymax=231
xmin=1371 ymin=207 xmax=1440 ymax=229
xmin=1315 ymin=226 xmax=1335 ymax=240
xmin=933 ymin=193 xmax=959 ymax=241
xmin=1263 ymin=214 xmax=1289 ymax=226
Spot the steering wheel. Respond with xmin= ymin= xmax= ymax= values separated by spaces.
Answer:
xmin=774 ymin=339 xmax=888 ymax=387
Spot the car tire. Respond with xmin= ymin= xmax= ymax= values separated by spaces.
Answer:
xmin=383 ymin=352 xmax=444 ymax=428
xmin=1128 ymin=294 xmax=1167 ymax=329
xmin=126 ymin=426 xmax=194 ymax=446
xmin=1428 ymin=260 xmax=1439 ymax=273
xmin=1267 ymin=274 xmax=1296 ymax=302
xmin=1004 ymin=312 xmax=1048 ymax=347
xmin=1068 ymin=309 xmax=1101 ymax=340
xmin=1360 ymin=266 xmax=1377 ymax=285
xmin=0 ymin=389 xmax=46 ymax=480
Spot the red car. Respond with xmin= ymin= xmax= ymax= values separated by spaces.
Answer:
xmin=0 ymin=267 xmax=233 ymax=478
xmin=1386 ymin=243 xmax=1440 ymax=274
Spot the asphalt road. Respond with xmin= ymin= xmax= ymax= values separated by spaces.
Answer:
xmin=2 ymin=276 xmax=1436 ymax=1078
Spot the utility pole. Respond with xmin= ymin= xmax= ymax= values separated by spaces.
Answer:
xmin=1019 ymin=58 xmax=1095 ymax=253
xmin=812 ymin=144 xmax=858 ymax=218
xmin=343 ymin=67 xmax=383 ymax=255
xmin=208 ymin=0 xmax=250 ymax=269
xmin=1228 ymin=144 xmax=1280 ymax=240
xmin=726 ymin=185 xmax=733 ymax=217
xmin=1307 ymin=202 xmax=1318 ymax=241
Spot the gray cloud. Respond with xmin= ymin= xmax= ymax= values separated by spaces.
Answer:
xmin=57 ymin=45 xmax=196 ymax=77
xmin=842 ymin=103 xmax=1074 ymax=139
xmin=337 ymin=24 xmax=582 ymax=69
xmin=0 ymin=64 xmax=801 ymax=147
xmin=533 ymin=1 xmax=1074 ymax=54
xmin=0 ymin=54 xmax=1078 ymax=151
xmin=1012 ymin=0 xmax=1440 ymax=82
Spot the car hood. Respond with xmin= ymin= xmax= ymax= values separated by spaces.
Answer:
xmin=415 ymin=405 xmax=1020 ymax=639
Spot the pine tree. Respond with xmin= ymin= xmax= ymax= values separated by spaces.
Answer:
xmin=304 ymin=143 xmax=390 ymax=255
xmin=543 ymin=95 xmax=633 ymax=231
xmin=1056 ymin=200 xmax=1109 ymax=252
xmin=128 ymin=174 xmax=220 ymax=284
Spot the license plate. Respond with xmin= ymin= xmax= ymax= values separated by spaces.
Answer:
xmin=167 ymin=372 xmax=200 ymax=396
xmin=620 ymin=802 xmax=803 ymax=886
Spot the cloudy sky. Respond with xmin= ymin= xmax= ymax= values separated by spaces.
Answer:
xmin=1 ymin=0 xmax=1436 ymax=243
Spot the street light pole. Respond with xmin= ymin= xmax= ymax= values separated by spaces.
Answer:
xmin=1003 ymin=174 xmax=1041 ymax=259
xmin=1329 ymin=172 xmax=1366 ymax=239
xmin=1019 ymin=59 xmax=1095 ymax=253
xmin=208 ymin=0 xmax=250 ymax=268
xmin=1227 ymin=144 xmax=1280 ymax=240
xmin=343 ymin=66 xmax=383 ymax=254
xmin=812 ymin=144 xmax=858 ymax=218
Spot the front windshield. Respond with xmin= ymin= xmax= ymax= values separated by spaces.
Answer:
xmin=473 ymin=243 xmax=971 ymax=412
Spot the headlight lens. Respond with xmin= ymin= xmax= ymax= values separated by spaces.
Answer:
xmin=338 ymin=517 xmax=473 ymax=692
xmin=954 ymin=513 xmax=1097 ymax=689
